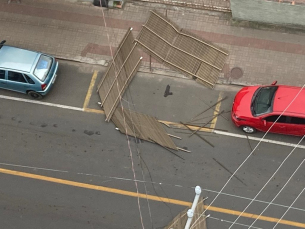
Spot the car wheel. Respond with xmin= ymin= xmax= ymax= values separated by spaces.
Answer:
xmin=27 ymin=91 xmax=42 ymax=100
xmin=241 ymin=126 xmax=256 ymax=134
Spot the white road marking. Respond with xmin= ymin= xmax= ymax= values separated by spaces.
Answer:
xmin=208 ymin=216 xmax=263 ymax=229
xmin=1 ymin=94 xmax=304 ymax=150
xmin=0 ymin=95 xmax=83 ymax=111
xmin=213 ymin=130 xmax=305 ymax=149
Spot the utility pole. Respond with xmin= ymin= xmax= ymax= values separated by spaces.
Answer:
xmin=184 ymin=186 xmax=201 ymax=229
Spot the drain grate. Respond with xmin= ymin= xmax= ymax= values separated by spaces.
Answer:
xmin=230 ymin=67 xmax=243 ymax=79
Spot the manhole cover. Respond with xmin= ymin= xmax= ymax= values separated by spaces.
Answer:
xmin=230 ymin=67 xmax=243 ymax=79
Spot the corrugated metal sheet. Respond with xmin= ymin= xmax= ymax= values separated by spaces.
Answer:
xmin=97 ymin=28 xmax=142 ymax=121
xmin=136 ymin=10 xmax=229 ymax=88
xmin=111 ymin=107 xmax=178 ymax=150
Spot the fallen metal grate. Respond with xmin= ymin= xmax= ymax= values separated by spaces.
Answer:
xmin=136 ymin=10 xmax=229 ymax=89
xmin=111 ymin=107 xmax=178 ymax=150
xmin=164 ymin=197 xmax=207 ymax=229
xmin=96 ymin=28 xmax=178 ymax=151
xmin=97 ymin=28 xmax=142 ymax=122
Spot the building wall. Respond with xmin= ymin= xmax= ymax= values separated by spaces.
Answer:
xmin=231 ymin=0 xmax=305 ymax=27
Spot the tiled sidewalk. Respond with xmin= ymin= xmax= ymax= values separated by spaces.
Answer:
xmin=132 ymin=0 xmax=230 ymax=10
xmin=268 ymin=0 xmax=305 ymax=4
xmin=0 ymin=0 xmax=305 ymax=87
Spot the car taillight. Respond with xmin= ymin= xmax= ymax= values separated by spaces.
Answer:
xmin=41 ymin=84 xmax=47 ymax=90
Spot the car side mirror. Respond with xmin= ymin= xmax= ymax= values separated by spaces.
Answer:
xmin=263 ymin=119 xmax=267 ymax=126
xmin=271 ymin=81 xmax=277 ymax=85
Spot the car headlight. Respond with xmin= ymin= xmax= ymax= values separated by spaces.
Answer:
xmin=233 ymin=113 xmax=246 ymax=121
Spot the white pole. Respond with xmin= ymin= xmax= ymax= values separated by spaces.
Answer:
xmin=184 ymin=186 xmax=201 ymax=229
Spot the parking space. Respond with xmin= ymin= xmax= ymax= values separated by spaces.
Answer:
xmin=0 ymin=60 xmax=105 ymax=108
xmin=1 ymin=59 xmax=304 ymax=148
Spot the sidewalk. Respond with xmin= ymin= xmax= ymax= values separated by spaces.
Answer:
xmin=1 ymin=0 xmax=305 ymax=87
xmin=132 ymin=0 xmax=231 ymax=11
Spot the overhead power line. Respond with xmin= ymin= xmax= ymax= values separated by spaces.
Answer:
xmin=246 ymin=157 xmax=305 ymax=228
xmin=191 ymin=84 xmax=305 ymax=229
xmin=99 ymin=2 xmax=146 ymax=228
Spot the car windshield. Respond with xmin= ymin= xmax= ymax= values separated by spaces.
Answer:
xmin=34 ymin=55 xmax=52 ymax=81
xmin=252 ymin=86 xmax=278 ymax=115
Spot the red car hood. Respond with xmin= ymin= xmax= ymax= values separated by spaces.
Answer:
xmin=232 ymin=86 xmax=260 ymax=117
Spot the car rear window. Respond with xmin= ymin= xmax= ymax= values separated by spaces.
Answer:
xmin=34 ymin=55 xmax=52 ymax=81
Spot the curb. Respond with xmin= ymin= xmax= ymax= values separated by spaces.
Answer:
xmin=55 ymin=54 xmax=252 ymax=87
xmin=55 ymin=55 xmax=108 ymax=66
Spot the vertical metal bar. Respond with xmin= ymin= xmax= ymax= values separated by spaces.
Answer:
xmin=100 ymin=43 xmax=138 ymax=107
xmin=105 ymin=57 xmax=143 ymax=122
xmin=150 ymin=55 xmax=152 ymax=72
xmin=97 ymin=27 xmax=133 ymax=91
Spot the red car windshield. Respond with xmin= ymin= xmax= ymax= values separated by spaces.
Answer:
xmin=251 ymin=86 xmax=278 ymax=116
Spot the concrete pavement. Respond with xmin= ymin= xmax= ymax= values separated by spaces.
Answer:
xmin=1 ymin=0 xmax=305 ymax=87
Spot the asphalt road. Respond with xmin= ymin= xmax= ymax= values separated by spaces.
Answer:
xmin=0 ymin=60 xmax=304 ymax=229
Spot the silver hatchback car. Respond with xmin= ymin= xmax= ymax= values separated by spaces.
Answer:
xmin=0 ymin=40 xmax=58 ymax=99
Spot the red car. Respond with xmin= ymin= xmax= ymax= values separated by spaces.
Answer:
xmin=231 ymin=82 xmax=305 ymax=136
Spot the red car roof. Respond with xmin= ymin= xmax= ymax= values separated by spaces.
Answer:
xmin=273 ymin=85 xmax=305 ymax=116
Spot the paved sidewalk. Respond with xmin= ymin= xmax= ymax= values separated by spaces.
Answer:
xmin=1 ymin=0 xmax=305 ymax=87
xmin=132 ymin=0 xmax=231 ymax=11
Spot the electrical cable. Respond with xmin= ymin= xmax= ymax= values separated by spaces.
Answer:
xmin=3 ymin=161 xmax=305 ymax=214
xmin=99 ymin=2 xmax=145 ymax=228
xmin=228 ymin=84 xmax=305 ymax=229
xmin=166 ymin=199 xmax=206 ymax=229
xmin=125 ymin=75 xmax=183 ymax=220
xmin=125 ymin=90 xmax=155 ymax=228
xmin=208 ymin=215 xmax=263 ymax=229
xmin=191 ymin=84 xmax=305 ymax=229
xmin=273 ymin=187 xmax=305 ymax=229
xmin=247 ymin=154 xmax=305 ymax=228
